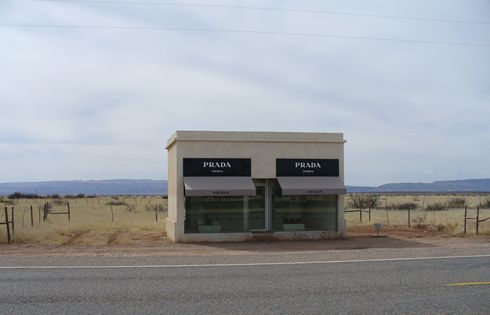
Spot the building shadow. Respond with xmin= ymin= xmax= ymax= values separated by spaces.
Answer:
xmin=186 ymin=235 xmax=433 ymax=253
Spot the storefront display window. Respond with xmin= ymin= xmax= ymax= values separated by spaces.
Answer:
xmin=272 ymin=182 xmax=337 ymax=231
xmin=185 ymin=196 xmax=245 ymax=233
xmin=184 ymin=188 xmax=266 ymax=233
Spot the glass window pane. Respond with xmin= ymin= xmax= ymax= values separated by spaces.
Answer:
xmin=185 ymin=196 xmax=245 ymax=233
xmin=272 ymin=182 xmax=337 ymax=231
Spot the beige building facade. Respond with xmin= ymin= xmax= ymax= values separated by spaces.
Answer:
xmin=165 ymin=131 xmax=346 ymax=242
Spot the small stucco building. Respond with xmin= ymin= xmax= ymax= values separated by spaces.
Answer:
xmin=165 ymin=131 xmax=346 ymax=242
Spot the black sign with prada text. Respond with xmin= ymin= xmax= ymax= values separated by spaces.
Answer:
xmin=276 ymin=159 xmax=339 ymax=177
xmin=184 ymin=158 xmax=251 ymax=177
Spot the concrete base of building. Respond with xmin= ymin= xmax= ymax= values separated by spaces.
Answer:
xmin=165 ymin=217 xmax=177 ymax=241
xmin=176 ymin=231 xmax=344 ymax=243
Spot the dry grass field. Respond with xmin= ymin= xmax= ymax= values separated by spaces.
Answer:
xmin=345 ymin=193 xmax=490 ymax=235
xmin=0 ymin=196 xmax=167 ymax=245
xmin=1 ymin=193 xmax=489 ymax=245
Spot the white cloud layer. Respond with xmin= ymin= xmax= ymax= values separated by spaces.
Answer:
xmin=0 ymin=0 xmax=489 ymax=185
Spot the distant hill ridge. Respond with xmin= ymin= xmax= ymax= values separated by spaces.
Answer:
xmin=0 ymin=178 xmax=489 ymax=196
xmin=348 ymin=178 xmax=490 ymax=193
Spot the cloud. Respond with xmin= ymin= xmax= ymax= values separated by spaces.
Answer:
xmin=0 ymin=0 xmax=489 ymax=184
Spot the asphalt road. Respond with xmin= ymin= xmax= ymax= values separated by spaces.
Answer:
xmin=1 ymin=255 xmax=489 ymax=314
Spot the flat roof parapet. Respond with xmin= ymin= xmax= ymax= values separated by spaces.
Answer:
xmin=166 ymin=131 xmax=345 ymax=149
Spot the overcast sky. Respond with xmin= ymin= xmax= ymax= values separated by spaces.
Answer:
xmin=0 ymin=0 xmax=489 ymax=186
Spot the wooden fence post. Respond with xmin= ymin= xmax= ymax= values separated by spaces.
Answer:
xmin=368 ymin=208 xmax=371 ymax=222
xmin=4 ymin=207 xmax=11 ymax=244
xmin=359 ymin=208 xmax=363 ymax=223
xmin=476 ymin=206 xmax=480 ymax=236
xmin=30 ymin=205 xmax=34 ymax=227
xmin=11 ymin=207 xmax=15 ymax=240
xmin=408 ymin=208 xmax=411 ymax=228
xmin=67 ymin=202 xmax=71 ymax=221
xmin=463 ymin=206 xmax=467 ymax=234
xmin=43 ymin=202 xmax=48 ymax=222
xmin=111 ymin=205 xmax=114 ymax=223
xmin=155 ymin=207 xmax=158 ymax=222
xmin=21 ymin=208 xmax=26 ymax=230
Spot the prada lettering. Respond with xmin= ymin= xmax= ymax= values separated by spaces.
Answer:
xmin=204 ymin=162 xmax=232 ymax=168
xmin=295 ymin=162 xmax=321 ymax=169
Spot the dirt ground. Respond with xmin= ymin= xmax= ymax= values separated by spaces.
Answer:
xmin=0 ymin=226 xmax=488 ymax=258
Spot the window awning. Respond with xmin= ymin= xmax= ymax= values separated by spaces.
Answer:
xmin=277 ymin=177 xmax=347 ymax=195
xmin=184 ymin=177 xmax=256 ymax=197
